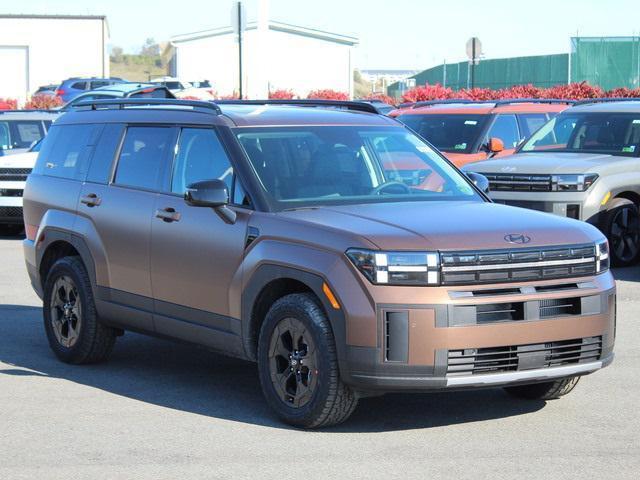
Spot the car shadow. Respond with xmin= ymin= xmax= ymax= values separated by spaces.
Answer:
xmin=611 ymin=266 xmax=640 ymax=282
xmin=0 ymin=304 xmax=545 ymax=432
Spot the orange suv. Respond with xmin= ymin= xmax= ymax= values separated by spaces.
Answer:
xmin=390 ymin=99 xmax=573 ymax=168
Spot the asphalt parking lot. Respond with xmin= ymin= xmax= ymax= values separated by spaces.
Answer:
xmin=0 ymin=233 xmax=638 ymax=480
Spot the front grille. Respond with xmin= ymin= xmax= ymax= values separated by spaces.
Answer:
xmin=485 ymin=173 xmax=552 ymax=192
xmin=0 ymin=206 xmax=23 ymax=218
xmin=539 ymin=297 xmax=580 ymax=318
xmin=440 ymin=244 xmax=596 ymax=285
xmin=446 ymin=336 xmax=602 ymax=376
xmin=0 ymin=168 xmax=32 ymax=182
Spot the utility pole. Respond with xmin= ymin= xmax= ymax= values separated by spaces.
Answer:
xmin=466 ymin=37 xmax=482 ymax=90
xmin=237 ymin=1 xmax=243 ymax=99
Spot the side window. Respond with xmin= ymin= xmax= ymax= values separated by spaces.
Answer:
xmin=86 ymin=124 xmax=124 ymax=184
xmin=11 ymin=121 xmax=45 ymax=148
xmin=518 ymin=114 xmax=548 ymax=138
xmin=90 ymin=80 xmax=109 ymax=89
xmin=33 ymin=124 xmax=96 ymax=179
xmin=71 ymin=82 xmax=88 ymax=90
xmin=170 ymin=128 xmax=233 ymax=195
xmin=487 ymin=114 xmax=520 ymax=149
xmin=114 ymin=127 xmax=173 ymax=191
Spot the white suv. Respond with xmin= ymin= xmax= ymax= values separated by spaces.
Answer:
xmin=0 ymin=139 xmax=41 ymax=229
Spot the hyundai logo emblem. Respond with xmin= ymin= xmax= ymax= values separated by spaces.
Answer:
xmin=504 ymin=233 xmax=531 ymax=244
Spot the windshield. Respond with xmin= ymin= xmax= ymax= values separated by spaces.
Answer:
xmin=397 ymin=114 xmax=488 ymax=153
xmin=521 ymin=112 xmax=640 ymax=156
xmin=236 ymin=126 xmax=481 ymax=210
xmin=0 ymin=120 xmax=46 ymax=150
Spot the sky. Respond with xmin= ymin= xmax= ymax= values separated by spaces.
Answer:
xmin=4 ymin=0 xmax=640 ymax=70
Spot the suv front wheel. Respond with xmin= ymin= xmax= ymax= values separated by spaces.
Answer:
xmin=603 ymin=197 xmax=640 ymax=267
xmin=257 ymin=293 xmax=358 ymax=428
xmin=43 ymin=256 xmax=117 ymax=364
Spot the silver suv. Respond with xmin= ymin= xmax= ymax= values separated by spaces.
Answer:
xmin=464 ymin=99 xmax=640 ymax=267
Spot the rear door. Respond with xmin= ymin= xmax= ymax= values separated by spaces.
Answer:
xmin=77 ymin=124 xmax=176 ymax=330
xmin=150 ymin=126 xmax=250 ymax=351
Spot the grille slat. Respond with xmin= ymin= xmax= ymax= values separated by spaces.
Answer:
xmin=485 ymin=173 xmax=552 ymax=192
xmin=441 ymin=243 xmax=597 ymax=286
xmin=446 ymin=336 xmax=602 ymax=376
xmin=0 ymin=207 xmax=23 ymax=218
xmin=0 ymin=168 xmax=32 ymax=182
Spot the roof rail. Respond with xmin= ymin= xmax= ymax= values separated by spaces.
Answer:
xmin=493 ymin=98 xmax=575 ymax=106
xmin=573 ymin=97 xmax=640 ymax=106
xmin=72 ymin=98 xmax=222 ymax=114
xmin=215 ymin=99 xmax=380 ymax=114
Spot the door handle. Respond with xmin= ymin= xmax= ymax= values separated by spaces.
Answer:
xmin=80 ymin=193 xmax=101 ymax=207
xmin=155 ymin=207 xmax=181 ymax=223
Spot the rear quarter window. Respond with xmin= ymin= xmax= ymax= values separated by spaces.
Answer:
xmin=33 ymin=124 xmax=98 ymax=180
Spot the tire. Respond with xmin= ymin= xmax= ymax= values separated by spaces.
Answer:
xmin=257 ymin=293 xmax=358 ymax=428
xmin=42 ymin=256 xmax=116 ymax=364
xmin=603 ymin=197 xmax=640 ymax=267
xmin=503 ymin=376 xmax=580 ymax=400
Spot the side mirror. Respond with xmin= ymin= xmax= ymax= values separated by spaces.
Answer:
xmin=488 ymin=137 xmax=504 ymax=153
xmin=466 ymin=172 xmax=490 ymax=194
xmin=184 ymin=179 xmax=236 ymax=224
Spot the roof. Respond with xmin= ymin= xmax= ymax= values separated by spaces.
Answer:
xmin=171 ymin=20 xmax=358 ymax=46
xmin=55 ymin=101 xmax=395 ymax=128
xmin=0 ymin=14 xmax=106 ymax=20
xmin=391 ymin=101 xmax=570 ymax=117
xmin=566 ymin=100 xmax=640 ymax=113
xmin=0 ymin=110 xmax=60 ymax=119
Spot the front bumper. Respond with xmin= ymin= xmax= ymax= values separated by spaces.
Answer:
xmin=340 ymin=273 xmax=616 ymax=392
xmin=487 ymin=190 xmax=602 ymax=225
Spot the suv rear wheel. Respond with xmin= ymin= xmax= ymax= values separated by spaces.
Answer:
xmin=257 ymin=293 xmax=358 ymax=428
xmin=503 ymin=376 xmax=580 ymax=400
xmin=604 ymin=197 xmax=640 ymax=267
xmin=43 ymin=256 xmax=117 ymax=364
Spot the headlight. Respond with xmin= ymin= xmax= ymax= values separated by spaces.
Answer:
xmin=346 ymin=249 xmax=440 ymax=285
xmin=596 ymin=240 xmax=609 ymax=273
xmin=551 ymin=174 xmax=598 ymax=192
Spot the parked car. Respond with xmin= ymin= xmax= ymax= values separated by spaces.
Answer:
xmin=151 ymin=76 xmax=215 ymax=99
xmin=33 ymin=84 xmax=59 ymax=97
xmin=190 ymin=80 xmax=212 ymax=89
xmin=23 ymin=98 xmax=615 ymax=428
xmin=390 ymin=99 xmax=573 ymax=167
xmin=60 ymin=83 xmax=175 ymax=110
xmin=55 ymin=77 xmax=126 ymax=103
xmin=0 ymin=139 xmax=42 ymax=230
xmin=0 ymin=110 xmax=58 ymax=156
xmin=357 ymin=99 xmax=395 ymax=115
xmin=464 ymin=99 xmax=640 ymax=266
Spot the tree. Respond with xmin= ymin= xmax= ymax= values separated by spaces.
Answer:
xmin=141 ymin=38 xmax=160 ymax=57
xmin=110 ymin=46 xmax=124 ymax=63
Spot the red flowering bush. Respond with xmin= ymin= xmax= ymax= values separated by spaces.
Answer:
xmin=362 ymin=93 xmax=396 ymax=105
xmin=498 ymin=84 xmax=543 ymax=99
xmin=541 ymin=81 xmax=604 ymax=99
xmin=457 ymin=87 xmax=498 ymax=101
xmin=605 ymin=87 xmax=640 ymax=98
xmin=269 ymin=89 xmax=296 ymax=99
xmin=216 ymin=92 xmax=240 ymax=100
xmin=401 ymin=83 xmax=453 ymax=103
xmin=0 ymin=98 xmax=18 ymax=110
xmin=23 ymin=95 xmax=63 ymax=110
xmin=307 ymin=89 xmax=349 ymax=100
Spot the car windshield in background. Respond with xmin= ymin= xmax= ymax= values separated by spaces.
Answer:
xmin=397 ymin=114 xmax=488 ymax=153
xmin=521 ymin=112 xmax=640 ymax=156
xmin=236 ymin=126 xmax=481 ymax=210
xmin=0 ymin=121 xmax=46 ymax=150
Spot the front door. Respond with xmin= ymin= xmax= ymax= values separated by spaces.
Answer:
xmin=79 ymin=125 xmax=176 ymax=330
xmin=150 ymin=127 xmax=250 ymax=349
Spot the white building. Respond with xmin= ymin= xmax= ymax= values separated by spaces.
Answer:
xmin=0 ymin=14 xmax=109 ymax=104
xmin=171 ymin=19 xmax=358 ymax=99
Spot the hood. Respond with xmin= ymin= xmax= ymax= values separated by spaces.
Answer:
xmin=444 ymin=151 xmax=488 ymax=168
xmin=463 ymin=152 xmax=632 ymax=175
xmin=278 ymin=201 xmax=603 ymax=251
xmin=0 ymin=151 xmax=38 ymax=168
